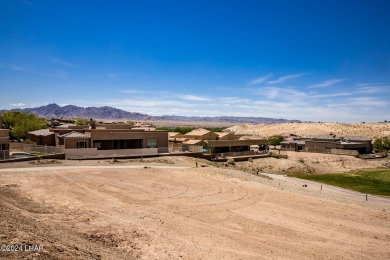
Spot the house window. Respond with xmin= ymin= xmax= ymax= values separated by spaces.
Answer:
xmin=76 ymin=141 xmax=87 ymax=149
xmin=146 ymin=139 xmax=157 ymax=148
xmin=113 ymin=140 xmax=125 ymax=149
xmin=94 ymin=142 xmax=101 ymax=149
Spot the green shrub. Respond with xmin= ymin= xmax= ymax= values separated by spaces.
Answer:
xmin=268 ymin=135 xmax=284 ymax=145
xmin=1 ymin=111 xmax=48 ymax=140
xmin=75 ymin=118 xmax=89 ymax=126
xmin=173 ymin=127 xmax=193 ymax=134
xmin=373 ymin=137 xmax=390 ymax=152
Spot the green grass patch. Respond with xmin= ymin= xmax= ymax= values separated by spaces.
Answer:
xmin=292 ymin=169 xmax=390 ymax=196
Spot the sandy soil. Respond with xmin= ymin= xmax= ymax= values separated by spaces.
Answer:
xmin=0 ymin=158 xmax=389 ymax=259
xmin=237 ymin=151 xmax=390 ymax=174
xmin=228 ymin=122 xmax=390 ymax=139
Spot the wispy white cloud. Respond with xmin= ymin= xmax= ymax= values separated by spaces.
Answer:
xmin=310 ymin=92 xmax=352 ymax=98
xmin=356 ymin=84 xmax=390 ymax=94
xmin=10 ymin=102 xmax=26 ymax=107
xmin=176 ymin=94 xmax=211 ymax=101
xmin=0 ymin=63 xmax=27 ymax=71
xmin=248 ymin=74 xmax=272 ymax=85
xmin=52 ymin=59 xmax=75 ymax=68
xmin=1 ymin=62 xmax=72 ymax=79
xmin=261 ymin=87 xmax=307 ymax=100
xmin=59 ymin=79 xmax=390 ymax=122
xmin=95 ymin=98 xmax=198 ymax=109
xmin=347 ymin=97 xmax=389 ymax=107
xmin=39 ymin=70 xmax=69 ymax=79
xmin=267 ymin=73 xmax=305 ymax=84
xmin=108 ymin=73 xmax=119 ymax=80
xmin=122 ymin=89 xmax=147 ymax=94
xmin=309 ymin=79 xmax=343 ymax=88
xmin=264 ymin=87 xmax=280 ymax=99
xmin=220 ymin=97 xmax=251 ymax=104
xmin=356 ymin=83 xmax=384 ymax=87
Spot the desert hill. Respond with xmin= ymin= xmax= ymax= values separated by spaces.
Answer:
xmin=228 ymin=122 xmax=390 ymax=139
xmin=12 ymin=103 xmax=153 ymax=121
xmin=2 ymin=103 xmax=300 ymax=124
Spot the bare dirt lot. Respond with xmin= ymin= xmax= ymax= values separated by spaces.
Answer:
xmin=1 ymin=157 xmax=389 ymax=259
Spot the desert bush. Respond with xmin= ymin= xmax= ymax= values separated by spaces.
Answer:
xmin=268 ymin=135 xmax=284 ymax=145
xmin=269 ymin=152 xmax=288 ymax=159
xmin=75 ymin=118 xmax=89 ymax=125
xmin=227 ymin=158 xmax=235 ymax=165
xmin=373 ymin=137 xmax=390 ymax=152
xmin=173 ymin=127 xmax=193 ymax=134
xmin=208 ymin=127 xmax=225 ymax=132
xmin=156 ymin=127 xmax=172 ymax=131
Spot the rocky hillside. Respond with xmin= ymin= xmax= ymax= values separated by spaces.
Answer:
xmin=2 ymin=103 xmax=300 ymax=123
xmin=158 ymin=115 xmax=300 ymax=123
xmin=9 ymin=103 xmax=153 ymax=120
xmin=228 ymin=122 xmax=390 ymax=139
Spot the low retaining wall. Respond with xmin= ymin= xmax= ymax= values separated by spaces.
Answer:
xmin=330 ymin=149 xmax=359 ymax=156
xmin=0 ymin=153 xmax=65 ymax=163
xmin=213 ymin=154 xmax=270 ymax=162
xmin=65 ymin=148 xmax=159 ymax=159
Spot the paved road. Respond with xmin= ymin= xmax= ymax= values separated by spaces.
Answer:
xmin=262 ymin=172 xmax=390 ymax=204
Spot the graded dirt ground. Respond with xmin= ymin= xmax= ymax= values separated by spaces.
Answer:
xmin=228 ymin=122 xmax=390 ymax=139
xmin=0 ymin=157 xmax=389 ymax=259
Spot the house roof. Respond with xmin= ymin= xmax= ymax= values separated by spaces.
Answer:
xmin=339 ymin=141 xmax=362 ymax=145
xmin=239 ymin=135 xmax=264 ymax=140
xmin=60 ymin=131 xmax=91 ymax=139
xmin=206 ymin=139 xmax=267 ymax=147
xmin=169 ymin=132 xmax=180 ymax=137
xmin=169 ymin=137 xmax=187 ymax=142
xmin=305 ymin=135 xmax=339 ymax=140
xmin=52 ymin=124 xmax=77 ymax=129
xmin=133 ymin=127 xmax=156 ymax=131
xmin=183 ymin=139 xmax=203 ymax=145
xmin=28 ymin=129 xmax=54 ymax=136
xmin=185 ymin=128 xmax=211 ymax=136
xmin=216 ymin=132 xmax=231 ymax=137
xmin=281 ymin=140 xmax=305 ymax=145
xmin=343 ymin=136 xmax=371 ymax=141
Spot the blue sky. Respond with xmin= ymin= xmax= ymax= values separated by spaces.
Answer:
xmin=0 ymin=0 xmax=389 ymax=122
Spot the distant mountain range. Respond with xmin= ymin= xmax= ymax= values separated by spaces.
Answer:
xmin=2 ymin=103 xmax=300 ymax=123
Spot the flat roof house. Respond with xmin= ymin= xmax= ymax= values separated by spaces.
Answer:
xmin=28 ymin=129 xmax=56 ymax=146
xmin=47 ymin=123 xmax=169 ymax=158
xmin=281 ymin=135 xmax=372 ymax=155
xmin=183 ymin=128 xmax=219 ymax=140
xmin=0 ymin=118 xmax=10 ymax=159
xmin=0 ymin=129 xmax=9 ymax=150
xmin=205 ymin=138 xmax=267 ymax=154
xmin=53 ymin=128 xmax=168 ymax=149
xmin=0 ymin=129 xmax=10 ymax=159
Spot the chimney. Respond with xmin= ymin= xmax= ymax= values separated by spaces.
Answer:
xmin=88 ymin=118 xmax=96 ymax=129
